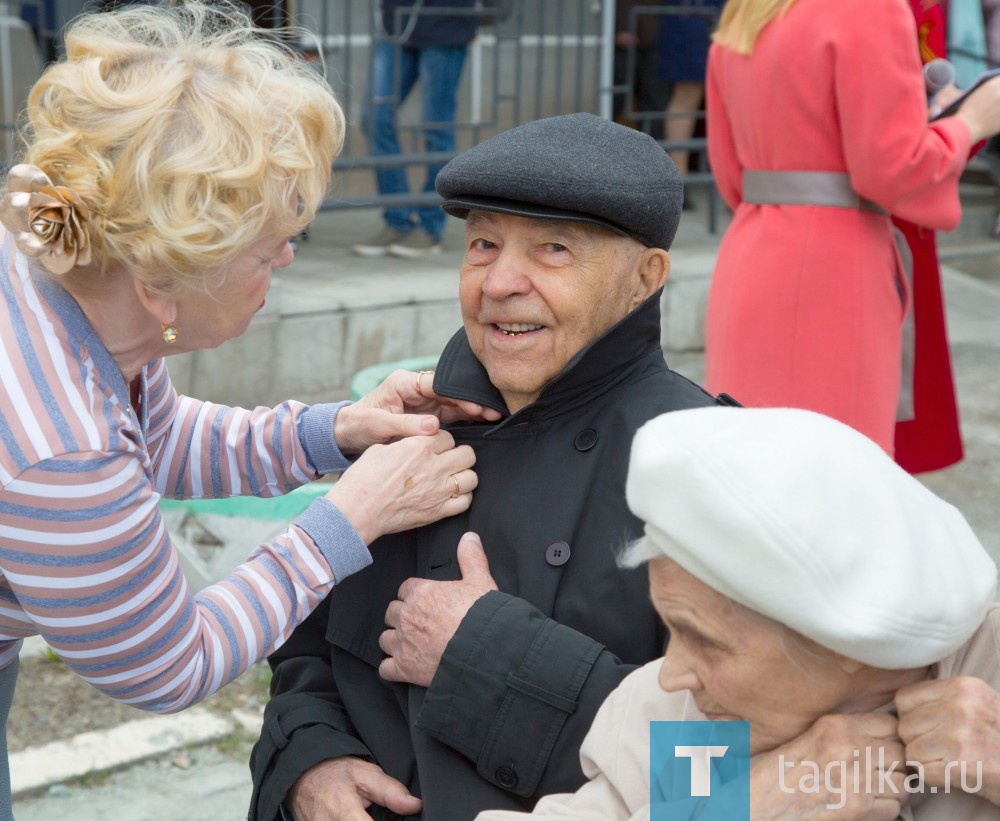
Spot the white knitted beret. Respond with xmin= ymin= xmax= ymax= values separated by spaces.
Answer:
xmin=625 ymin=406 xmax=997 ymax=669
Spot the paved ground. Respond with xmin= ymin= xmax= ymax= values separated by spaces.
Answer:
xmin=11 ymin=196 xmax=1000 ymax=820
xmin=15 ymin=746 xmax=256 ymax=821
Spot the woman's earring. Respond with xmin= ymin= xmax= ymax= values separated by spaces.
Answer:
xmin=161 ymin=323 xmax=179 ymax=344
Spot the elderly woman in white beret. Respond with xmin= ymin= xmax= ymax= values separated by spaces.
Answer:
xmin=476 ymin=406 xmax=1000 ymax=821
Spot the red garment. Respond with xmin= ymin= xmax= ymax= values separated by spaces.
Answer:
xmin=894 ymin=0 xmax=964 ymax=473
xmin=910 ymin=0 xmax=947 ymax=57
xmin=704 ymin=0 xmax=972 ymax=455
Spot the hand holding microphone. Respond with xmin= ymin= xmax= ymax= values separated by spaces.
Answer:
xmin=924 ymin=57 xmax=1000 ymax=139
xmin=923 ymin=58 xmax=965 ymax=121
xmin=923 ymin=58 xmax=956 ymax=97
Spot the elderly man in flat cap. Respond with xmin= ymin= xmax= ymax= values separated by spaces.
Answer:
xmin=478 ymin=406 xmax=1000 ymax=821
xmin=247 ymin=113 xmax=735 ymax=820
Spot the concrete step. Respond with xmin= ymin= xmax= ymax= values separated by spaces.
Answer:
xmin=13 ymin=637 xmax=262 ymax=817
xmin=940 ymin=239 xmax=1000 ymax=256
xmin=11 ymin=709 xmax=236 ymax=799
xmin=962 ymin=156 xmax=999 ymax=188
xmin=944 ymin=205 xmax=999 ymax=247
xmin=946 ymin=178 xmax=999 ymax=246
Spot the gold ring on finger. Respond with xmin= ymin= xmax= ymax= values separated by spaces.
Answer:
xmin=449 ymin=474 xmax=461 ymax=498
xmin=416 ymin=369 xmax=434 ymax=395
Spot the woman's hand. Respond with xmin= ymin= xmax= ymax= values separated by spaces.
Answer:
xmin=950 ymin=75 xmax=1000 ymax=142
xmin=324 ymin=430 xmax=478 ymax=544
xmin=896 ymin=676 xmax=1000 ymax=807
xmin=334 ymin=369 xmax=503 ymax=456
xmin=928 ymin=84 xmax=963 ymax=120
xmin=749 ymin=713 xmax=908 ymax=820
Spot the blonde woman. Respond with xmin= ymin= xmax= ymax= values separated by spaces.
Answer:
xmin=702 ymin=0 xmax=1000 ymax=454
xmin=0 ymin=2 xmax=494 ymax=817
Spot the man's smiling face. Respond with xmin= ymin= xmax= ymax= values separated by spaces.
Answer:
xmin=459 ymin=210 xmax=648 ymax=414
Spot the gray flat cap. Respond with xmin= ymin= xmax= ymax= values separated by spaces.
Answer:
xmin=435 ymin=112 xmax=683 ymax=250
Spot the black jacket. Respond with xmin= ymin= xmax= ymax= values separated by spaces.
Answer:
xmin=248 ymin=292 xmax=726 ymax=820
xmin=378 ymin=0 xmax=479 ymax=48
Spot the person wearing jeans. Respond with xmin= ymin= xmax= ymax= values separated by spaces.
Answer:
xmin=353 ymin=0 xmax=478 ymax=259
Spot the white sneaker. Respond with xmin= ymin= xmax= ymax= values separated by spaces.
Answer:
xmin=352 ymin=226 xmax=407 ymax=257
xmin=389 ymin=229 xmax=443 ymax=258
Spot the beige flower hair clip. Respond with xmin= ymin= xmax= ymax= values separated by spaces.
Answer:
xmin=0 ymin=164 xmax=92 ymax=275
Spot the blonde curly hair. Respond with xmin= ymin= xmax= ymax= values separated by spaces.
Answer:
xmin=17 ymin=0 xmax=345 ymax=294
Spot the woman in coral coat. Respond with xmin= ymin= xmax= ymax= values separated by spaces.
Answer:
xmin=703 ymin=0 xmax=1000 ymax=454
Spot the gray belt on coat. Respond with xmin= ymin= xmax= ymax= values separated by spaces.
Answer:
xmin=743 ymin=170 xmax=891 ymax=214
xmin=740 ymin=170 xmax=915 ymax=423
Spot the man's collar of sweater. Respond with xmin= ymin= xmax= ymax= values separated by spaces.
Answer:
xmin=433 ymin=288 xmax=665 ymax=427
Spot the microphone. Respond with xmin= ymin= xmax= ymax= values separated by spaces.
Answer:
xmin=924 ymin=58 xmax=956 ymax=96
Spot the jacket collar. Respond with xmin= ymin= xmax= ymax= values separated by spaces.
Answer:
xmin=434 ymin=288 xmax=665 ymax=429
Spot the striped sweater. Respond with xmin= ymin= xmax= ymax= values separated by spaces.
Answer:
xmin=0 ymin=230 xmax=371 ymax=712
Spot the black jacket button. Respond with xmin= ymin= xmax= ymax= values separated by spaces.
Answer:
xmin=574 ymin=428 xmax=598 ymax=451
xmin=496 ymin=766 xmax=518 ymax=789
xmin=545 ymin=541 xmax=571 ymax=566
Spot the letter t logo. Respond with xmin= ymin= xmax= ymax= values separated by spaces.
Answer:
xmin=674 ymin=745 xmax=729 ymax=796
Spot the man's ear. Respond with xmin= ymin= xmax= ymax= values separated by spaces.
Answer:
xmin=629 ymin=248 xmax=670 ymax=309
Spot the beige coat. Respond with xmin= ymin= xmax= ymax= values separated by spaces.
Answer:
xmin=476 ymin=606 xmax=1000 ymax=821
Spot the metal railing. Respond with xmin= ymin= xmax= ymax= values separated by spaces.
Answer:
xmin=1 ymin=0 xmax=723 ymax=232
xmin=299 ymin=0 xmax=719 ymax=231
